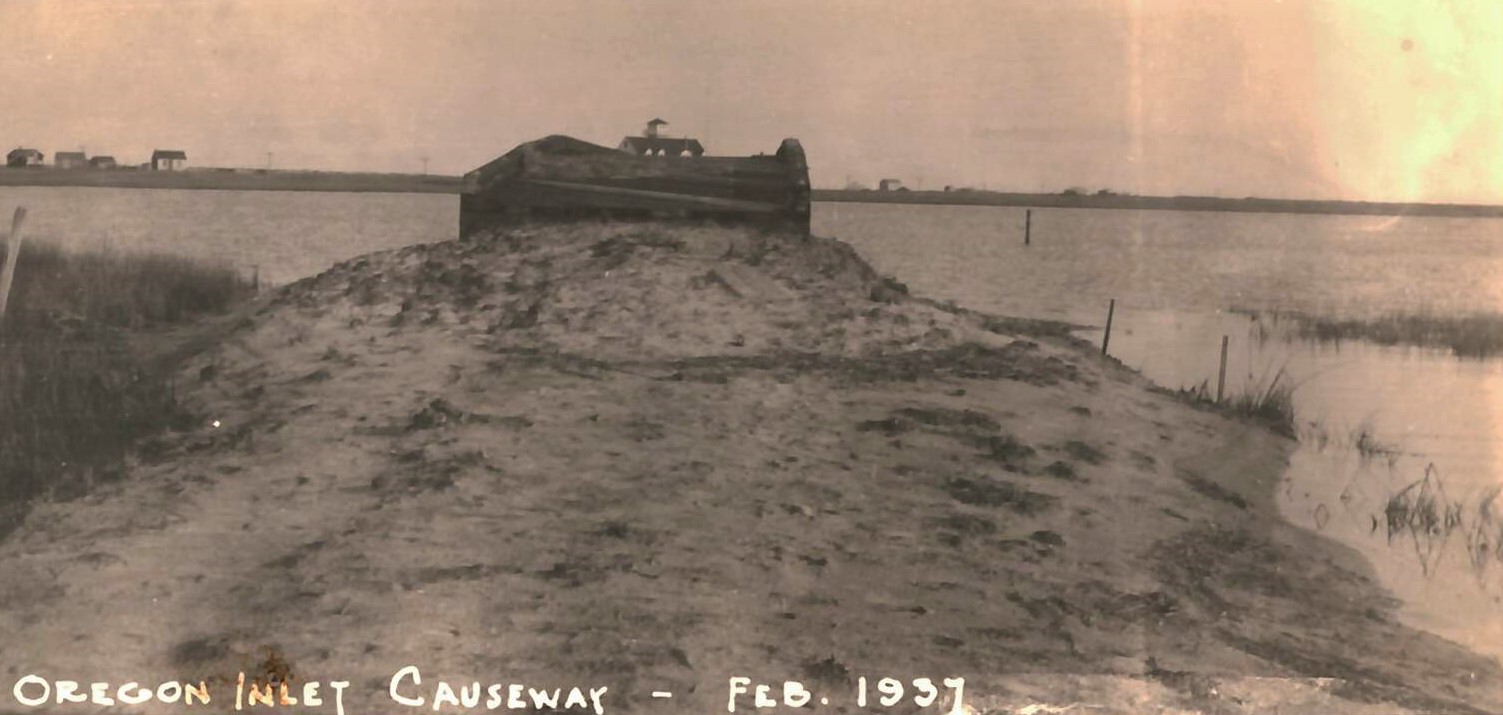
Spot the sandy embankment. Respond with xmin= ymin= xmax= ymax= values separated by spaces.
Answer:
xmin=0 ymin=223 xmax=1499 ymax=714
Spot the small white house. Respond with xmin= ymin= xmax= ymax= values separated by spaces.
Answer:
xmin=54 ymin=151 xmax=87 ymax=170
xmin=151 ymin=149 xmax=187 ymax=171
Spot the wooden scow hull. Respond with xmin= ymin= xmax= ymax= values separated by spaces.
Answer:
xmin=459 ymin=135 xmax=810 ymax=237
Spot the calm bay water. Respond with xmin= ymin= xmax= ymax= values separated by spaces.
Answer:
xmin=0 ymin=186 xmax=456 ymax=287
xmin=3 ymin=187 xmax=1502 ymax=657
xmin=816 ymin=202 xmax=1503 ymax=322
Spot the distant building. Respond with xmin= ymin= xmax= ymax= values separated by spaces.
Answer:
xmin=618 ymin=118 xmax=705 ymax=157
xmin=6 ymin=148 xmax=43 ymax=167
xmin=879 ymin=178 xmax=905 ymax=191
xmin=54 ymin=151 xmax=87 ymax=170
xmin=88 ymin=156 xmax=117 ymax=170
xmin=151 ymin=149 xmax=187 ymax=171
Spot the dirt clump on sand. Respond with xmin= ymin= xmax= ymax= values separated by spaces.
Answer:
xmin=0 ymin=222 xmax=1499 ymax=715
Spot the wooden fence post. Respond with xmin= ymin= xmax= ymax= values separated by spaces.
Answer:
xmin=1216 ymin=335 xmax=1230 ymax=403
xmin=1024 ymin=209 xmax=1032 ymax=246
xmin=0 ymin=207 xmax=27 ymax=322
xmin=1101 ymin=298 xmax=1116 ymax=356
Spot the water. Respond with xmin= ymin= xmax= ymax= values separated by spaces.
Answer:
xmin=0 ymin=186 xmax=457 ymax=287
xmin=815 ymin=202 xmax=1503 ymax=659
xmin=4 ymin=187 xmax=1502 ymax=659
xmin=816 ymin=203 xmax=1503 ymax=322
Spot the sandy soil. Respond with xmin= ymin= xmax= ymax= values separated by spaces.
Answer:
xmin=1 ymin=223 xmax=1499 ymax=714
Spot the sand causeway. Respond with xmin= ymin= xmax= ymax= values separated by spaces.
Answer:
xmin=0 ymin=222 xmax=1498 ymax=714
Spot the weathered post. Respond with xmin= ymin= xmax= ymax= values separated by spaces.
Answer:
xmin=0 ymin=207 xmax=27 ymax=322
xmin=1101 ymin=298 xmax=1116 ymax=356
xmin=1024 ymin=209 xmax=1032 ymax=246
xmin=1216 ymin=335 xmax=1230 ymax=403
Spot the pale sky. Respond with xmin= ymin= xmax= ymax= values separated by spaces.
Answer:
xmin=1 ymin=0 xmax=1499 ymax=202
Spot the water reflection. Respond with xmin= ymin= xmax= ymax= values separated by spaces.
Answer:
xmin=1073 ymin=306 xmax=1503 ymax=659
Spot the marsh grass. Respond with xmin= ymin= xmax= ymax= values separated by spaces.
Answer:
xmin=1303 ymin=313 xmax=1503 ymax=358
xmin=3 ymin=240 xmax=251 ymax=331
xmin=1383 ymin=464 xmax=1462 ymax=576
xmin=0 ymin=238 xmax=254 ymax=537
xmin=1377 ymin=463 xmax=1503 ymax=583
xmin=1300 ymin=420 xmax=1403 ymax=468
xmin=1239 ymin=308 xmax=1503 ymax=358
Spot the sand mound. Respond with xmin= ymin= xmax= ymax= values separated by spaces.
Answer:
xmin=270 ymin=222 xmax=1016 ymax=360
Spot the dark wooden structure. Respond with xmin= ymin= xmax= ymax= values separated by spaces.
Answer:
xmin=459 ymin=135 xmax=811 ymax=237
xmin=6 ymin=148 xmax=43 ymax=168
xmin=618 ymin=135 xmax=705 ymax=157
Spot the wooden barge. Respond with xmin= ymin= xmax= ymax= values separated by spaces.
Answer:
xmin=459 ymin=134 xmax=811 ymax=238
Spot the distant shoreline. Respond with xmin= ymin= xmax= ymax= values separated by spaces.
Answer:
xmin=813 ymin=189 xmax=1503 ymax=218
xmin=3 ymin=169 xmax=1499 ymax=218
xmin=0 ymin=167 xmax=463 ymax=194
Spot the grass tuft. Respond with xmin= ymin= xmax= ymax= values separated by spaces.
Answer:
xmin=1179 ymin=366 xmax=1297 ymax=438
xmin=1382 ymin=464 xmax=1458 ymax=576
xmin=1352 ymin=424 xmax=1402 ymax=466
xmin=1225 ymin=367 xmax=1296 ymax=437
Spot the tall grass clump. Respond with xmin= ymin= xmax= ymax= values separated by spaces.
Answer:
xmin=1224 ymin=367 xmax=1296 ymax=437
xmin=1179 ymin=367 xmax=1297 ymax=438
xmin=0 ymin=237 xmax=255 ymax=536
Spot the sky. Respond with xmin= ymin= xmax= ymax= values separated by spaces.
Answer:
xmin=0 ymin=0 xmax=1499 ymax=203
